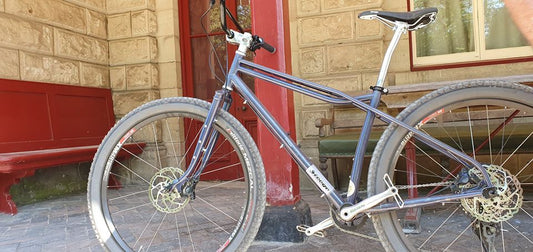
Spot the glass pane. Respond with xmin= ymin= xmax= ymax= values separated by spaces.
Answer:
xmin=237 ymin=0 xmax=251 ymax=30
xmin=191 ymin=35 xmax=227 ymax=100
xmin=414 ymin=0 xmax=474 ymax=57
xmin=485 ymin=0 xmax=529 ymax=50
xmin=189 ymin=1 xmax=222 ymax=35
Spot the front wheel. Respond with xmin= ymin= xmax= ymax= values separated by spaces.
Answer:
xmin=369 ymin=81 xmax=533 ymax=251
xmin=87 ymin=97 xmax=266 ymax=251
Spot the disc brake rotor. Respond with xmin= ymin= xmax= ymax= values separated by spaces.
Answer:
xmin=460 ymin=164 xmax=523 ymax=223
xmin=149 ymin=167 xmax=190 ymax=213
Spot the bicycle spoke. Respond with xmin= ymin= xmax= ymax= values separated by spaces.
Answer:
xmin=114 ymin=160 xmax=151 ymax=185
xmin=501 ymin=131 xmax=533 ymax=167
xmin=504 ymin=220 xmax=533 ymax=245
xmin=443 ymin=219 xmax=475 ymax=251
xmin=182 ymin=206 xmax=196 ymax=252
xmin=196 ymin=195 xmax=238 ymax=222
xmin=108 ymin=189 xmax=147 ymax=201
xmin=418 ymin=205 xmax=461 ymax=250
xmin=147 ymin=213 xmax=168 ymax=251
xmin=133 ymin=209 xmax=159 ymax=248
xmin=175 ymin=213 xmax=183 ymax=251
xmin=190 ymin=204 xmax=231 ymax=235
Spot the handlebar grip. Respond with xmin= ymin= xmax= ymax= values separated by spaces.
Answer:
xmin=261 ymin=41 xmax=276 ymax=54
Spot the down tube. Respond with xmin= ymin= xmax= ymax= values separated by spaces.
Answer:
xmin=230 ymin=74 xmax=344 ymax=209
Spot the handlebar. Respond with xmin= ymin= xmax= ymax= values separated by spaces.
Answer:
xmin=212 ymin=0 xmax=276 ymax=54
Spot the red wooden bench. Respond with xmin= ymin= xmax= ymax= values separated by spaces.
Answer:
xmin=0 ymin=79 xmax=143 ymax=214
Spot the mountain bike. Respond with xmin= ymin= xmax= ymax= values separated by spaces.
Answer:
xmin=87 ymin=0 xmax=533 ymax=251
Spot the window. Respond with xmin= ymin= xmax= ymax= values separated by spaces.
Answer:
xmin=411 ymin=0 xmax=533 ymax=67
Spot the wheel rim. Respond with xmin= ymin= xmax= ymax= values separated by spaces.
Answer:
xmin=95 ymin=109 xmax=255 ymax=251
xmin=376 ymin=97 xmax=533 ymax=251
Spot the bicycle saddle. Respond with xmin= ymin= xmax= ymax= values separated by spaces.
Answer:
xmin=359 ymin=8 xmax=438 ymax=30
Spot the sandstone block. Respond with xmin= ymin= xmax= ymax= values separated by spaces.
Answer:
xmin=301 ymin=110 xmax=327 ymax=139
xmin=356 ymin=13 xmax=383 ymax=39
xmin=155 ymin=0 xmax=177 ymax=10
xmin=0 ymin=0 xmax=4 ymax=12
xmin=299 ymin=47 xmax=325 ymax=76
xmin=107 ymin=0 xmax=155 ymax=14
xmin=80 ymin=62 xmax=109 ymax=88
xmin=110 ymin=66 xmax=126 ymax=91
xmin=156 ymin=8 xmax=178 ymax=36
xmin=327 ymin=42 xmax=382 ymax=73
xmin=20 ymin=51 xmax=79 ymax=85
xmin=318 ymin=75 xmax=362 ymax=92
xmin=113 ymin=90 xmax=160 ymax=116
xmin=298 ymin=12 xmax=353 ymax=45
xmin=296 ymin=0 xmax=320 ymax=16
xmin=157 ymin=35 xmax=179 ymax=63
xmin=0 ymin=47 xmax=19 ymax=79
xmin=132 ymin=10 xmax=157 ymax=36
xmin=86 ymin=9 xmax=106 ymax=39
xmin=65 ymin=0 xmax=105 ymax=11
xmin=0 ymin=14 xmax=53 ymax=54
xmin=108 ymin=13 xmax=131 ymax=40
xmin=109 ymin=37 xmax=157 ymax=66
xmin=323 ymin=0 xmax=382 ymax=11
xmin=126 ymin=63 xmax=159 ymax=90
xmin=302 ymin=75 xmax=362 ymax=105
xmin=159 ymin=88 xmax=180 ymax=99
xmin=54 ymin=28 xmax=108 ymax=64
xmin=388 ymin=38 xmax=410 ymax=72
xmin=159 ymin=62 xmax=181 ymax=89
xmin=6 ymin=0 xmax=86 ymax=33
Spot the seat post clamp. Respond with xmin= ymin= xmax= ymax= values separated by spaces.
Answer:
xmin=370 ymin=86 xmax=389 ymax=94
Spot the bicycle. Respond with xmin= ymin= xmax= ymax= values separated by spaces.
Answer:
xmin=87 ymin=0 xmax=533 ymax=251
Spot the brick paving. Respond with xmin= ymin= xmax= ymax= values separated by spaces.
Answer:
xmin=0 ymin=190 xmax=384 ymax=251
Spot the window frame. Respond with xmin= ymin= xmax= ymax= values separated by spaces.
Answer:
xmin=408 ymin=0 xmax=533 ymax=70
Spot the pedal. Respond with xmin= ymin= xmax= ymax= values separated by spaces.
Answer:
xmin=296 ymin=217 xmax=333 ymax=237
xmin=339 ymin=174 xmax=404 ymax=221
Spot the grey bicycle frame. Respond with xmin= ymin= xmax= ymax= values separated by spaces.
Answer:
xmin=182 ymin=25 xmax=495 ymax=213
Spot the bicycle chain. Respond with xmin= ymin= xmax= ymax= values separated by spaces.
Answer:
xmin=395 ymin=181 xmax=453 ymax=190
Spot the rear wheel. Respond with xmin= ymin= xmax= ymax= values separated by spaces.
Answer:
xmin=88 ymin=97 xmax=266 ymax=251
xmin=369 ymin=81 xmax=533 ymax=251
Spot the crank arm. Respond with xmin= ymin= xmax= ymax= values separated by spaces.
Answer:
xmin=296 ymin=217 xmax=334 ymax=237
xmin=340 ymin=174 xmax=404 ymax=221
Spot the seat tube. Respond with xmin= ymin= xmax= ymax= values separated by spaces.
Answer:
xmin=375 ymin=23 xmax=407 ymax=88
xmin=346 ymin=23 xmax=407 ymax=204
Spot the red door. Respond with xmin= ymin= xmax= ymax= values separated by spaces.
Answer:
xmin=179 ymin=0 xmax=257 ymax=180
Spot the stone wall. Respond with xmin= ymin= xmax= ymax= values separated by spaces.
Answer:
xmin=288 ymin=0 xmax=533 ymax=188
xmin=3 ymin=0 xmax=183 ymax=204
xmin=108 ymin=0 xmax=181 ymax=117
xmin=0 ymin=0 xmax=108 ymax=87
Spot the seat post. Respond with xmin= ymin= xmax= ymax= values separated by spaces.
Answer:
xmin=375 ymin=22 xmax=409 ymax=88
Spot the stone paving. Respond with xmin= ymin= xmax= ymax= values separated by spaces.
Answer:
xmin=0 ymin=190 xmax=384 ymax=252
xmin=3 ymin=189 xmax=530 ymax=251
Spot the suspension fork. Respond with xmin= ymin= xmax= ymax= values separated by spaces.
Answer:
xmin=168 ymin=89 xmax=233 ymax=193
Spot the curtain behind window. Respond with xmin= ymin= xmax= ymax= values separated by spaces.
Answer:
xmin=414 ymin=0 xmax=528 ymax=57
